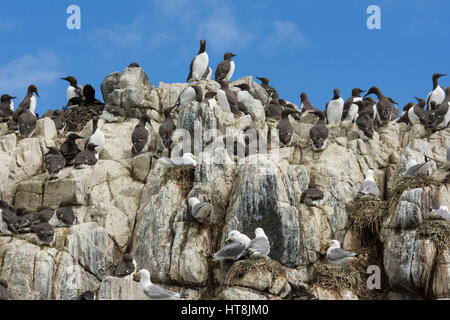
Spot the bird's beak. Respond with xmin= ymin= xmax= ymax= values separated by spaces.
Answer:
xmin=133 ymin=273 xmax=140 ymax=282
xmin=225 ymin=237 xmax=231 ymax=242
xmin=11 ymin=97 xmax=17 ymax=100
xmin=374 ymin=175 xmax=379 ymax=183
xmin=35 ymin=91 xmax=40 ymax=98
xmin=232 ymin=54 xmax=237 ymax=57
xmin=363 ymin=92 xmax=370 ymax=98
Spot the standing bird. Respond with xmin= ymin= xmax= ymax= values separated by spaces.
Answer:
xmin=187 ymin=40 xmax=209 ymax=82
xmin=325 ymin=88 xmax=344 ymax=125
xmin=82 ymin=84 xmax=100 ymax=106
xmin=277 ymin=108 xmax=300 ymax=146
xmin=405 ymin=155 xmax=432 ymax=177
xmin=247 ymin=228 xmax=270 ymax=259
xmin=299 ymin=92 xmax=317 ymax=113
xmin=217 ymin=80 xmax=244 ymax=115
xmin=326 ymin=240 xmax=361 ymax=268
xmin=73 ymin=143 xmax=98 ymax=169
xmin=175 ymin=86 xmax=203 ymax=107
xmin=17 ymin=107 xmax=37 ymax=138
xmin=215 ymin=52 xmax=236 ymax=82
xmin=408 ymin=97 xmax=432 ymax=127
xmin=358 ymin=169 xmax=379 ymax=197
xmin=188 ymin=197 xmax=212 ymax=222
xmin=265 ymin=99 xmax=282 ymax=120
xmin=430 ymin=87 xmax=450 ymax=130
xmin=342 ymin=88 xmax=365 ymax=121
xmin=32 ymin=214 xmax=55 ymax=246
xmin=61 ymin=76 xmax=84 ymax=106
xmin=55 ymin=201 xmax=79 ymax=226
xmin=427 ymin=73 xmax=446 ymax=111
xmin=60 ymin=133 xmax=83 ymax=166
xmin=159 ymin=107 xmax=177 ymax=152
xmin=397 ymin=102 xmax=415 ymax=125
xmin=100 ymin=103 xmax=126 ymax=123
xmin=364 ymin=87 xmax=398 ymax=126
xmin=132 ymin=115 xmax=152 ymax=155
xmin=355 ymin=101 xmax=375 ymax=140
xmin=113 ymin=253 xmax=136 ymax=279
xmin=309 ymin=111 xmax=329 ymax=151
xmin=300 ymin=181 xmax=325 ymax=207
xmin=44 ymin=147 xmax=66 ymax=179
xmin=85 ymin=117 xmax=105 ymax=158
xmin=202 ymin=66 xmax=213 ymax=80
xmin=50 ymin=110 xmax=66 ymax=133
xmin=362 ymin=97 xmax=376 ymax=120
xmin=211 ymin=230 xmax=252 ymax=261
xmin=0 ymin=94 xmax=15 ymax=122
xmin=133 ymin=269 xmax=182 ymax=300
xmin=17 ymin=84 xmax=39 ymax=115
xmin=256 ymin=77 xmax=279 ymax=101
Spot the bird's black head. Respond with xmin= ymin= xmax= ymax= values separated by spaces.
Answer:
xmin=300 ymin=92 xmax=308 ymax=101
xmin=224 ymin=52 xmax=236 ymax=60
xmin=352 ymin=88 xmax=365 ymax=96
xmin=256 ymin=77 xmax=269 ymax=85
xmin=204 ymin=91 xmax=217 ymax=99
xmin=364 ymin=86 xmax=381 ymax=98
xmin=433 ymin=73 xmax=446 ymax=80
xmin=61 ymin=76 xmax=78 ymax=86
xmin=128 ymin=62 xmax=140 ymax=68
xmin=140 ymin=114 xmax=152 ymax=124
xmin=1 ymin=94 xmax=16 ymax=102
xmin=235 ymin=83 xmax=251 ymax=91
xmin=332 ymin=88 xmax=340 ymax=99
xmin=279 ymin=99 xmax=287 ymax=106
xmin=28 ymin=84 xmax=40 ymax=98
xmin=67 ymin=133 xmax=83 ymax=141
xmin=86 ymin=143 xmax=98 ymax=151
xmin=123 ymin=253 xmax=133 ymax=263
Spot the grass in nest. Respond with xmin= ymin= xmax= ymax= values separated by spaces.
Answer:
xmin=227 ymin=258 xmax=287 ymax=287
xmin=63 ymin=104 xmax=104 ymax=132
xmin=417 ymin=220 xmax=450 ymax=251
xmin=164 ymin=167 xmax=195 ymax=198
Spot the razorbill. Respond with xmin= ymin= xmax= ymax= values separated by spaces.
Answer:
xmin=159 ymin=107 xmax=177 ymax=151
xmin=212 ymin=230 xmax=251 ymax=261
xmin=188 ymin=197 xmax=212 ymax=222
xmin=265 ymin=99 xmax=282 ymax=120
xmin=358 ymin=169 xmax=379 ymax=197
xmin=342 ymin=88 xmax=365 ymax=121
xmin=187 ymin=40 xmax=209 ymax=82
xmin=299 ymin=92 xmax=317 ymax=113
xmin=17 ymin=107 xmax=37 ymax=138
xmin=133 ymin=269 xmax=182 ymax=300
xmin=309 ymin=110 xmax=329 ymax=151
xmin=300 ymin=181 xmax=324 ymax=207
xmin=364 ymin=87 xmax=398 ymax=126
xmin=430 ymin=87 xmax=450 ymax=130
xmin=100 ymin=103 xmax=126 ymax=123
xmin=325 ymin=88 xmax=344 ymax=125
xmin=215 ymin=52 xmax=236 ymax=82
xmin=408 ymin=97 xmax=432 ymax=126
xmin=176 ymin=85 xmax=203 ymax=107
xmin=60 ymin=133 xmax=83 ymax=166
xmin=0 ymin=94 xmax=15 ymax=122
xmin=157 ymin=153 xmax=197 ymax=169
xmin=113 ymin=253 xmax=136 ymax=279
xmin=247 ymin=228 xmax=270 ymax=259
xmin=73 ymin=143 xmax=98 ymax=169
xmin=256 ymin=77 xmax=279 ymax=101
xmin=277 ymin=108 xmax=300 ymax=145
xmin=326 ymin=240 xmax=361 ymax=268
xmin=85 ymin=117 xmax=105 ymax=157
xmin=61 ymin=76 xmax=84 ymax=105
xmin=44 ymin=147 xmax=67 ymax=179
xmin=427 ymin=73 xmax=446 ymax=111
xmin=132 ymin=115 xmax=152 ymax=155
xmin=55 ymin=201 xmax=78 ymax=226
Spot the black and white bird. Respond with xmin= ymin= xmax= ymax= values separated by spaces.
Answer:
xmin=405 ymin=155 xmax=432 ymax=177
xmin=159 ymin=107 xmax=177 ymax=152
xmin=265 ymin=99 xmax=282 ymax=120
xmin=73 ymin=143 xmax=98 ymax=169
xmin=364 ymin=87 xmax=399 ymax=126
xmin=60 ymin=133 xmax=83 ymax=166
xmin=16 ymin=106 xmax=37 ymax=138
xmin=256 ymin=77 xmax=279 ymax=101
xmin=326 ymin=240 xmax=361 ymax=268
xmin=55 ymin=201 xmax=78 ymax=226
xmin=132 ymin=115 xmax=152 ymax=155
xmin=49 ymin=110 xmax=66 ymax=133
xmin=211 ymin=230 xmax=251 ymax=261
xmin=133 ymin=269 xmax=182 ymax=300
xmin=300 ymin=181 xmax=324 ymax=207
xmin=397 ymin=102 xmax=415 ymax=125
xmin=85 ymin=117 xmax=105 ymax=158
xmin=0 ymin=201 xmax=18 ymax=235
xmin=113 ymin=253 xmax=136 ymax=279
xmin=408 ymin=97 xmax=432 ymax=127
xmin=355 ymin=101 xmax=375 ymax=141
xmin=32 ymin=214 xmax=55 ymax=246
xmin=201 ymin=66 xmax=213 ymax=80
xmin=427 ymin=73 xmax=446 ymax=111
xmin=44 ymin=147 xmax=66 ymax=179
xmin=325 ymin=88 xmax=344 ymax=125
xmin=33 ymin=206 xmax=57 ymax=225
xmin=358 ymin=169 xmax=379 ymax=197
xmin=176 ymin=86 xmax=203 ymax=107
xmin=16 ymin=208 xmax=36 ymax=233
xmin=247 ymin=228 xmax=270 ymax=259
xmin=0 ymin=94 xmax=15 ymax=122
xmin=215 ymin=52 xmax=236 ymax=82
xmin=342 ymin=88 xmax=365 ymax=122
xmin=299 ymin=92 xmax=317 ymax=113
xmin=277 ymin=108 xmax=300 ymax=145
xmin=17 ymin=84 xmax=39 ymax=115
xmin=430 ymin=87 xmax=450 ymax=130
xmin=188 ymin=197 xmax=212 ymax=222
xmin=309 ymin=111 xmax=329 ymax=151
xmin=100 ymin=103 xmax=126 ymax=123
xmin=187 ymin=40 xmax=209 ymax=82
xmin=217 ymin=80 xmax=246 ymax=115
xmin=362 ymin=97 xmax=376 ymax=120
xmin=61 ymin=76 xmax=84 ymax=106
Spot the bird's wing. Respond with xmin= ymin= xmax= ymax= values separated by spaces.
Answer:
xmin=359 ymin=180 xmax=379 ymax=196
xmin=327 ymin=248 xmax=357 ymax=261
xmin=248 ymin=237 xmax=270 ymax=256
xmin=215 ymin=61 xmax=230 ymax=81
xmin=143 ymin=284 xmax=179 ymax=299
xmin=212 ymin=242 xmax=246 ymax=260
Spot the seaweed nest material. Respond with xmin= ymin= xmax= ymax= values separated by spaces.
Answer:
xmin=417 ymin=220 xmax=450 ymax=251
xmin=164 ymin=167 xmax=195 ymax=198
xmin=63 ymin=104 xmax=104 ymax=132
xmin=227 ymin=259 xmax=287 ymax=287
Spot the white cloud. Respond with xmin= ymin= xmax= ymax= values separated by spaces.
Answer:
xmin=0 ymin=50 xmax=61 ymax=93
xmin=263 ymin=21 xmax=308 ymax=51
xmin=0 ymin=20 xmax=17 ymax=31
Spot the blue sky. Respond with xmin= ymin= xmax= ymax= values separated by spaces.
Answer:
xmin=0 ymin=0 xmax=449 ymax=116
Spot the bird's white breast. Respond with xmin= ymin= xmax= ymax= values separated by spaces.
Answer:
xmin=89 ymin=129 xmax=105 ymax=154
xmin=10 ymin=101 xmax=14 ymax=111
xmin=327 ymin=98 xmax=344 ymax=124
xmin=225 ymin=61 xmax=235 ymax=81
xmin=408 ymin=106 xmax=420 ymax=125
xmin=67 ymin=86 xmax=77 ymax=101
xmin=192 ymin=52 xmax=209 ymax=80
xmin=429 ymin=86 xmax=445 ymax=106
xmin=30 ymin=96 xmax=37 ymax=114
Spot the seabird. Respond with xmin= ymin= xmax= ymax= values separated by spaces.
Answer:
xmin=61 ymin=76 xmax=84 ymax=106
xmin=358 ymin=169 xmax=379 ymax=197
xmin=132 ymin=115 xmax=152 ymax=155
xmin=34 ymin=206 xmax=57 ymax=225
xmin=55 ymin=201 xmax=78 ymax=226
xmin=60 ymin=133 xmax=83 ymax=166
xmin=187 ymin=40 xmax=209 ymax=82
xmin=355 ymin=101 xmax=375 ymax=140
xmin=157 ymin=153 xmax=197 ymax=169
xmin=188 ymin=197 xmax=212 ymax=222
xmin=362 ymin=97 xmax=376 ymax=120
xmin=0 ymin=201 xmax=18 ymax=235
xmin=113 ymin=253 xmax=136 ymax=279
xmin=202 ymin=66 xmax=213 ymax=80
xmin=326 ymin=240 xmax=360 ymax=268
xmin=397 ymin=102 xmax=414 ymax=125
xmin=405 ymin=155 xmax=432 ymax=177
xmin=282 ymin=101 xmax=301 ymax=120
xmin=100 ymin=103 xmax=126 ymax=123
xmin=0 ymin=94 xmax=15 ymax=122
xmin=133 ymin=269 xmax=182 ymax=300
xmin=364 ymin=87 xmax=399 ymax=126
xmin=44 ymin=147 xmax=67 ymax=179
xmin=159 ymin=107 xmax=177 ymax=151
xmin=430 ymin=206 xmax=450 ymax=220
xmin=430 ymin=87 xmax=450 ymax=130
xmin=49 ymin=110 xmax=66 ymax=133
xmin=73 ymin=143 xmax=98 ymax=169
xmin=300 ymin=181 xmax=325 ymax=207
xmin=247 ymin=228 xmax=270 ymax=259
xmin=0 ymin=279 xmax=14 ymax=300
xmin=217 ymin=80 xmax=245 ymax=115
xmin=256 ymin=77 xmax=279 ymax=101
xmin=235 ymin=83 xmax=258 ymax=103
xmin=32 ymin=215 xmax=55 ymax=246
xmin=211 ymin=230 xmax=251 ymax=261
xmin=265 ymin=99 xmax=282 ymax=120
xmin=342 ymin=88 xmax=365 ymax=121
xmin=277 ymin=108 xmax=300 ymax=146
xmin=325 ymin=88 xmax=344 ymax=125
xmin=215 ymin=52 xmax=236 ymax=82
xmin=82 ymin=84 xmax=100 ymax=106
xmin=16 ymin=208 xmax=36 ymax=233
xmin=299 ymin=92 xmax=317 ymax=113
xmin=85 ymin=117 xmax=105 ymax=158
xmin=427 ymin=73 xmax=446 ymax=111
xmin=408 ymin=97 xmax=432 ymax=126
xmin=128 ymin=62 xmax=140 ymax=68
xmin=309 ymin=110 xmax=329 ymax=151
xmin=17 ymin=107 xmax=37 ymax=138
xmin=176 ymin=85 xmax=203 ymax=107
xmin=17 ymin=84 xmax=39 ymax=115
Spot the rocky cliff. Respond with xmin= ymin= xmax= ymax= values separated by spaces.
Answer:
xmin=0 ymin=65 xmax=448 ymax=300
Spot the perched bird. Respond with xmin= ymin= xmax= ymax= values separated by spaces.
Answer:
xmin=132 ymin=115 xmax=152 ymax=155
xmin=0 ymin=201 xmax=18 ymax=235
xmin=283 ymin=101 xmax=301 ymax=120
xmin=0 ymin=279 xmax=14 ymax=300
xmin=235 ymin=83 xmax=258 ymax=103
xmin=32 ymin=215 xmax=55 ymax=246
xmin=326 ymin=240 xmax=361 ymax=268
xmin=211 ymin=230 xmax=251 ymax=261
xmin=202 ymin=66 xmax=213 ymax=80
xmin=265 ymin=99 xmax=282 ymax=120
xmin=187 ymin=40 xmax=209 ymax=82
xmin=133 ymin=269 xmax=182 ymax=300
xmin=159 ymin=108 xmax=177 ymax=151
xmin=113 ymin=253 xmax=136 ymax=279
xmin=157 ymin=153 xmax=197 ymax=169
xmin=0 ymin=94 xmax=15 ymax=122
xmin=73 ymin=143 xmax=98 ymax=169
xmin=362 ymin=97 xmax=376 ymax=120
xmin=299 ymin=92 xmax=317 ymax=113
xmin=430 ymin=206 xmax=450 ymax=220
xmin=85 ymin=117 xmax=105 ymax=158
xmin=405 ymin=155 xmax=432 ymax=177
xmin=309 ymin=111 xmax=329 ymax=151
xmin=16 ymin=208 xmax=36 ymax=233
xmin=34 ymin=206 xmax=57 ymax=225
xmin=176 ymin=86 xmax=203 ymax=107
xmin=342 ymin=88 xmax=365 ymax=121
xmin=325 ymin=88 xmax=344 ymax=125
xmin=215 ymin=52 xmax=236 ymax=82
xmin=44 ymin=147 xmax=67 ymax=179
xmin=247 ymin=228 xmax=270 ymax=259
xmin=82 ymin=84 xmax=99 ymax=106
xmin=217 ymin=80 xmax=246 ymax=115
xmin=100 ymin=103 xmax=126 ymax=123
xmin=430 ymin=87 xmax=450 ymax=130
xmin=355 ymin=101 xmax=375 ymax=141
xmin=256 ymin=77 xmax=279 ymax=101
xmin=397 ymin=102 xmax=414 ymax=125
xmin=300 ymin=181 xmax=325 ymax=207
xmin=408 ymin=97 xmax=432 ymax=127
xmin=277 ymin=108 xmax=300 ymax=145
xmin=55 ymin=201 xmax=78 ymax=226
xmin=358 ymin=169 xmax=379 ymax=197
xmin=364 ymin=87 xmax=399 ymax=126
xmin=49 ymin=110 xmax=66 ymax=133
xmin=60 ymin=133 xmax=83 ymax=166
xmin=188 ymin=197 xmax=212 ymax=222
xmin=427 ymin=73 xmax=446 ymax=111
xmin=61 ymin=76 xmax=84 ymax=106
xmin=16 ymin=107 xmax=37 ymax=138
xmin=17 ymin=84 xmax=39 ymax=115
